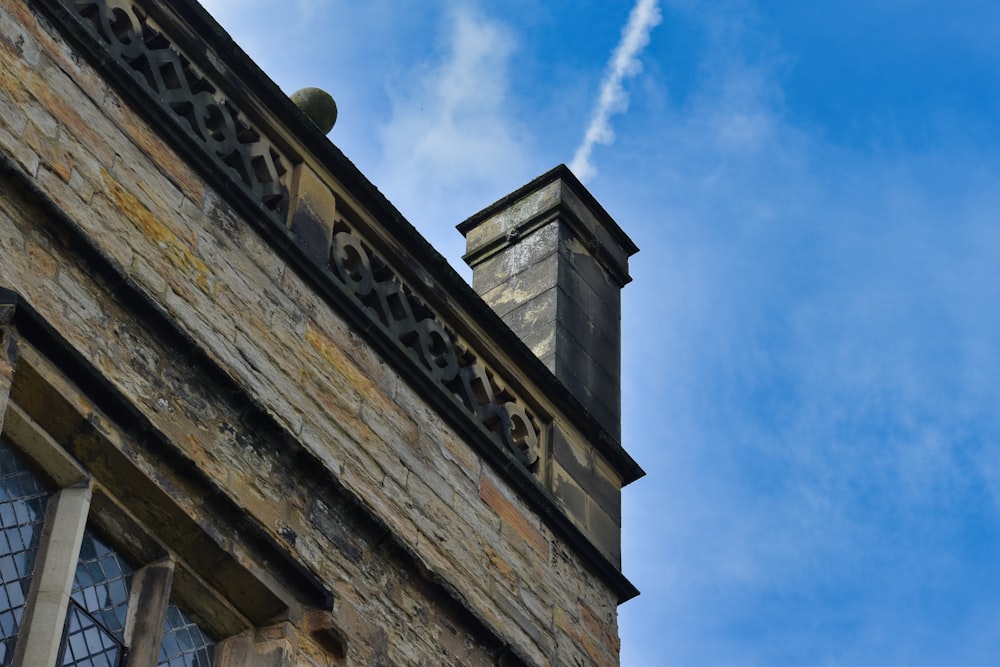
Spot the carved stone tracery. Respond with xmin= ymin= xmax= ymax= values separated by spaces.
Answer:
xmin=59 ymin=0 xmax=543 ymax=473
xmin=329 ymin=224 xmax=541 ymax=469
xmin=73 ymin=0 xmax=289 ymax=215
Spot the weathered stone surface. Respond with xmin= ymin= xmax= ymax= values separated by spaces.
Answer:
xmin=550 ymin=422 xmax=624 ymax=562
xmin=287 ymin=164 xmax=338 ymax=265
xmin=124 ymin=560 xmax=175 ymax=667
xmin=462 ymin=169 xmax=636 ymax=452
xmin=471 ymin=223 xmax=561 ymax=295
xmin=480 ymin=472 xmax=549 ymax=558
xmin=501 ymin=287 xmax=558 ymax=345
xmin=552 ymin=328 xmax=620 ymax=434
xmin=552 ymin=462 xmax=588 ymax=528
xmin=216 ymin=630 xmax=293 ymax=667
xmin=479 ymin=251 xmax=559 ymax=317
xmin=291 ymin=87 xmax=338 ymax=135
xmin=0 ymin=1 xmax=637 ymax=664
xmin=0 ymin=291 xmax=17 ymax=435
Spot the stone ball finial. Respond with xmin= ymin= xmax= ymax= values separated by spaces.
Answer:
xmin=291 ymin=87 xmax=337 ymax=134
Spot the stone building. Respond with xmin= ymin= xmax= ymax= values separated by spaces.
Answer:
xmin=0 ymin=0 xmax=642 ymax=664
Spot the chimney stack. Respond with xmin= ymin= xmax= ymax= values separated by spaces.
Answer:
xmin=458 ymin=165 xmax=638 ymax=441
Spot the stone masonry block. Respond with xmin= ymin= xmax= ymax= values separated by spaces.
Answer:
xmin=556 ymin=181 xmax=634 ymax=280
xmin=308 ymin=499 xmax=363 ymax=565
xmin=558 ymin=226 xmax=617 ymax=293
xmin=551 ymin=461 xmax=587 ymax=530
xmin=552 ymin=322 xmax=616 ymax=388
xmin=215 ymin=632 xmax=291 ymax=667
xmin=561 ymin=259 xmax=621 ymax=339
xmin=588 ymin=499 xmax=622 ymax=567
xmin=518 ymin=325 xmax=556 ymax=372
xmin=469 ymin=252 xmax=508 ymax=297
xmin=558 ymin=248 xmax=620 ymax=326
xmin=592 ymin=287 xmax=622 ymax=349
xmin=556 ymin=287 xmax=621 ymax=384
xmin=492 ymin=586 xmax=554 ymax=659
xmin=478 ymin=250 xmax=559 ymax=317
xmin=461 ymin=178 xmax=563 ymax=254
xmin=479 ymin=473 xmax=548 ymax=558
xmin=551 ymin=425 xmax=621 ymax=524
xmin=287 ymin=164 xmax=337 ymax=266
xmin=0 ymin=82 xmax=28 ymax=136
xmin=499 ymin=286 xmax=557 ymax=345
xmin=590 ymin=456 xmax=622 ymax=525
xmin=551 ymin=425 xmax=589 ymax=486
xmin=470 ymin=222 xmax=560 ymax=294
xmin=553 ymin=332 xmax=620 ymax=435
xmin=0 ymin=122 xmax=40 ymax=179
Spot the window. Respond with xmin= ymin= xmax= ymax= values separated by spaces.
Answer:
xmin=157 ymin=605 xmax=214 ymax=667
xmin=0 ymin=439 xmax=50 ymax=665
xmin=0 ymin=308 xmax=335 ymax=667
xmin=61 ymin=529 xmax=132 ymax=666
xmin=0 ymin=438 xmax=216 ymax=667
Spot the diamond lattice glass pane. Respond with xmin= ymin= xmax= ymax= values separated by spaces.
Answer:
xmin=0 ymin=439 xmax=51 ymax=667
xmin=157 ymin=603 xmax=214 ymax=667
xmin=59 ymin=601 xmax=123 ymax=667
xmin=70 ymin=531 xmax=133 ymax=644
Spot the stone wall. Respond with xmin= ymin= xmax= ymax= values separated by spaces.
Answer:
xmin=0 ymin=0 xmax=637 ymax=664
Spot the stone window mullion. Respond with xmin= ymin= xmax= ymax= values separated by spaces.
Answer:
xmin=0 ymin=295 xmax=236 ymax=667
xmin=12 ymin=483 xmax=92 ymax=667
xmin=0 ymin=289 xmax=21 ymax=437
xmin=123 ymin=558 xmax=175 ymax=667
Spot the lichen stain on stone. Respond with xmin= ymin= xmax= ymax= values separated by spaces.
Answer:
xmin=304 ymin=322 xmax=345 ymax=368
xmin=101 ymin=168 xmax=212 ymax=293
xmin=303 ymin=323 xmax=380 ymax=401
xmin=527 ymin=328 xmax=555 ymax=360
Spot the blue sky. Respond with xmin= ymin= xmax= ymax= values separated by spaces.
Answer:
xmin=198 ymin=1 xmax=1000 ymax=664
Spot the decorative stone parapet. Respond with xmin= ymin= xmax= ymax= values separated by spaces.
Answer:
xmin=29 ymin=0 xmax=642 ymax=605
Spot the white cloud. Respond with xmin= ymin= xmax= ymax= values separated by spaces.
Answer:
xmin=569 ymin=0 xmax=662 ymax=182
xmin=375 ymin=6 xmax=531 ymax=255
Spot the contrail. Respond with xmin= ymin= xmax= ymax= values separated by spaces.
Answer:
xmin=570 ymin=0 xmax=661 ymax=182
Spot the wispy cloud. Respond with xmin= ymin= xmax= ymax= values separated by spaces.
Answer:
xmin=569 ymin=0 xmax=662 ymax=182
xmin=375 ymin=6 xmax=530 ymax=258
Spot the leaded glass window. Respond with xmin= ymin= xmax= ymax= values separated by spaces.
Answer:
xmin=157 ymin=604 xmax=215 ymax=667
xmin=70 ymin=531 xmax=133 ymax=643
xmin=53 ymin=528 xmax=216 ymax=667
xmin=0 ymin=438 xmax=50 ymax=667
xmin=59 ymin=530 xmax=134 ymax=666
xmin=0 ymin=435 xmax=219 ymax=666
xmin=59 ymin=602 xmax=125 ymax=667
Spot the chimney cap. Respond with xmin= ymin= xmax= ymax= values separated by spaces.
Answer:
xmin=458 ymin=165 xmax=639 ymax=287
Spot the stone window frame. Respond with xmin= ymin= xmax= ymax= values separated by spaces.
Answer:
xmin=0 ymin=343 xmax=280 ymax=667
xmin=0 ymin=402 xmax=236 ymax=667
